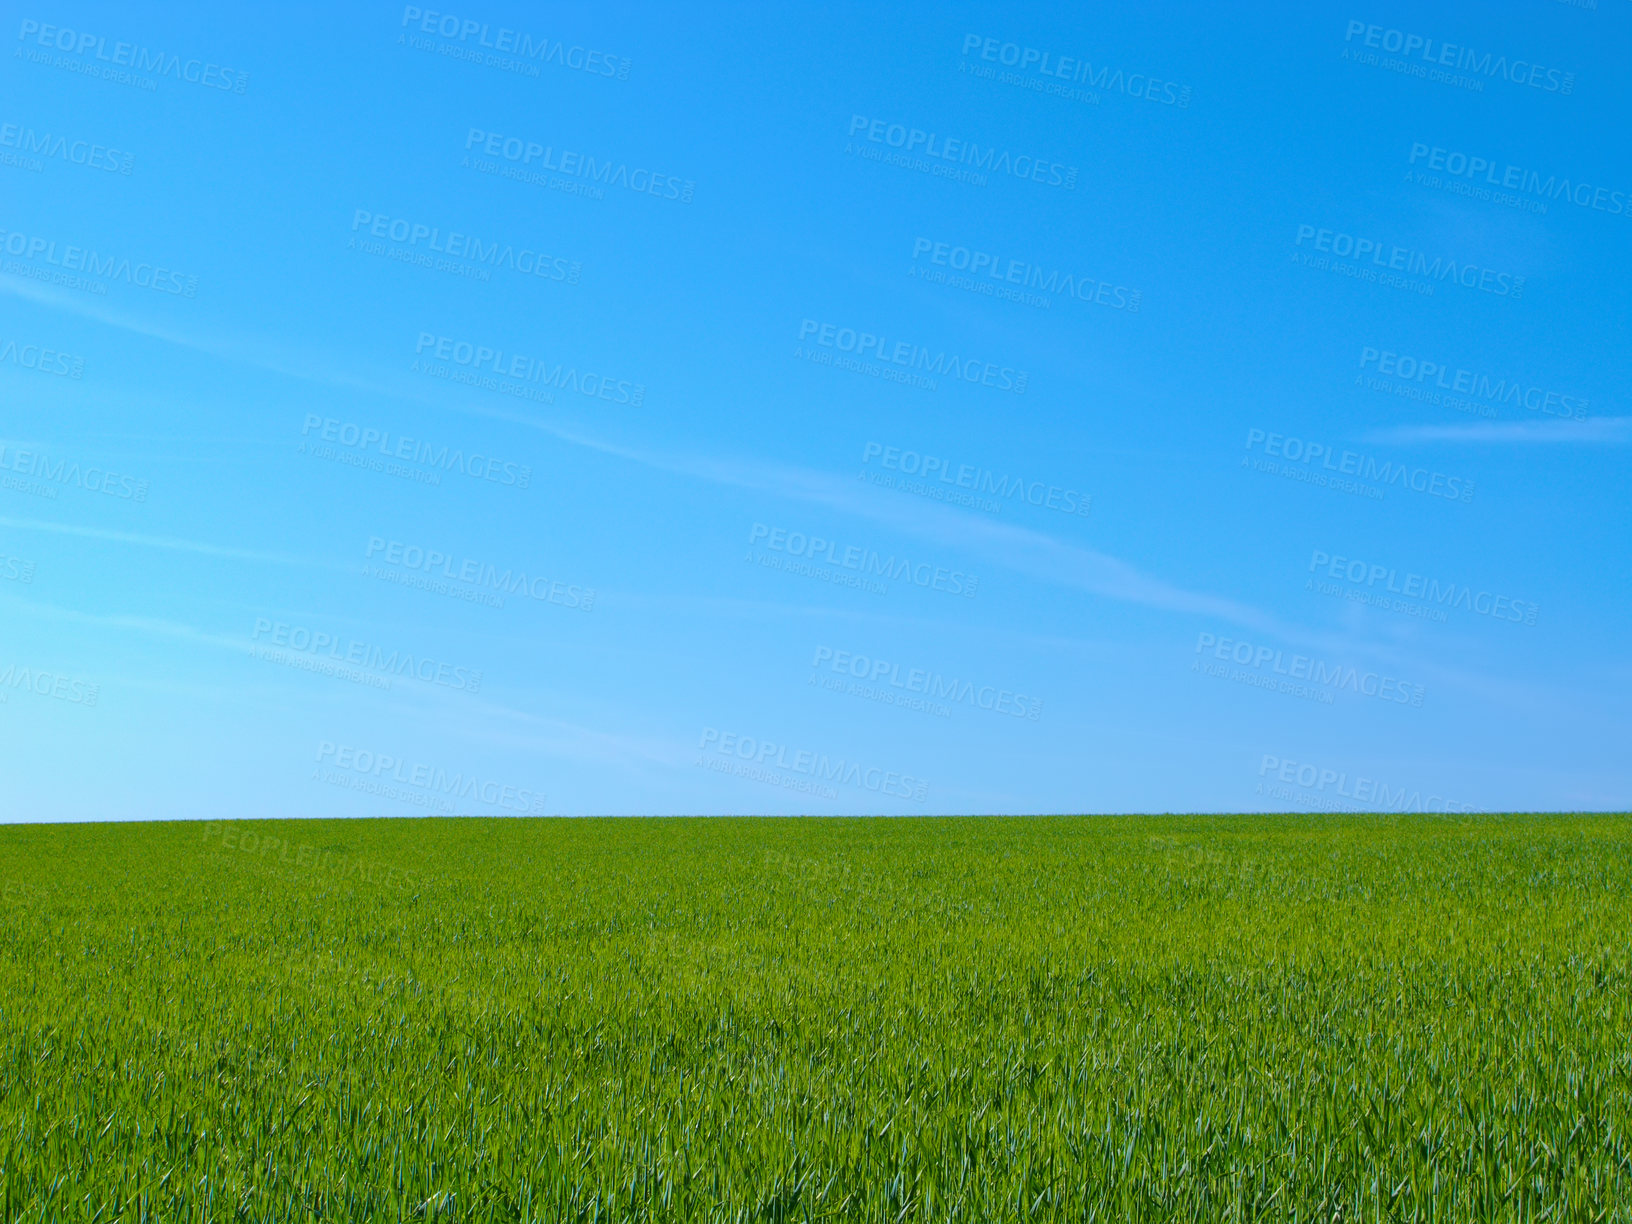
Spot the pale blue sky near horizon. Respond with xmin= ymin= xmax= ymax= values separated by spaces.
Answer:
xmin=2 ymin=0 xmax=1628 ymax=819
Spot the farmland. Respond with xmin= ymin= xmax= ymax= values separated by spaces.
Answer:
xmin=1 ymin=813 xmax=1629 ymax=1221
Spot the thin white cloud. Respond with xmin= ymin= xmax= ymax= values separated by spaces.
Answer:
xmin=0 ymin=276 xmax=1318 ymax=632
xmin=0 ymin=266 xmax=1493 ymax=669
xmin=0 ymin=515 xmax=338 ymax=568
xmin=1364 ymin=418 xmax=1632 ymax=445
xmin=0 ymin=591 xmax=687 ymax=776
xmin=0 ymin=273 xmax=389 ymax=397
xmin=578 ymin=439 xmax=1293 ymax=632
xmin=580 ymin=442 xmax=1602 ymax=715
xmin=0 ymin=596 xmax=247 ymax=651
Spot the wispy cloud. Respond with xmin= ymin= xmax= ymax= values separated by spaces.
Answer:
xmin=0 ymin=516 xmax=338 ymax=568
xmin=572 ymin=438 xmax=1296 ymax=633
xmin=0 ymin=274 xmax=395 ymax=398
xmin=1364 ymin=418 xmax=1632 ymax=445
xmin=0 ymin=595 xmax=248 ymax=651
xmin=0 ymin=269 xmax=1491 ymax=666
xmin=0 ymin=275 xmax=1356 ymax=637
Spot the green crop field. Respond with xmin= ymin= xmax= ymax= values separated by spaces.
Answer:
xmin=1 ymin=813 xmax=1630 ymax=1222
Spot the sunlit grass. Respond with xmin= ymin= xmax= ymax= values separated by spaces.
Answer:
xmin=1 ymin=813 xmax=1629 ymax=1221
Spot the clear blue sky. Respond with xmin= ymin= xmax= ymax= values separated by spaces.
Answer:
xmin=3 ymin=0 xmax=1628 ymax=819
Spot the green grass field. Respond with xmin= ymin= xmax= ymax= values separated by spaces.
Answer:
xmin=1 ymin=813 xmax=1629 ymax=1222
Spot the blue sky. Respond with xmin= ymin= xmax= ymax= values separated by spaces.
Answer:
xmin=2 ymin=0 xmax=1628 ymax=819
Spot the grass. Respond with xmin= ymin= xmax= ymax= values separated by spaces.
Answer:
xmin=0 ymin=812 xmax=1629 ymax=1222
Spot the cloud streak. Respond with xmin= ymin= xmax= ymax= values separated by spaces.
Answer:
xmin=0 ymin=516 xmax=338 ymax=569
xmin=1364 ymin=418 xmax=1632 ymax=445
